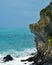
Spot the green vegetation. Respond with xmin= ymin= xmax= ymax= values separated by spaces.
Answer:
xmin=40 ymin=2 xmax=52 ymax=16
xmin=40 ymin=9 xmax=46 ymax=15
xmin=46 ymin=10 xmax=51 ymax=16
xmin=48 ymin=36 xmax=52 ymax=47
xmin=40 ymin=8 xmax=51 ymax=16
xmin=50 ymin=1 xmax=52 ymax=5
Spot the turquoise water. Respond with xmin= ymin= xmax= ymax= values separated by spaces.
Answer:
xmin=0 ymin=28 xmax=36 ymax=57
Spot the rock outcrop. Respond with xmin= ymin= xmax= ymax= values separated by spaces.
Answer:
xmin=3 ymin=55 xmax=13 ymax=62
xmin=29 ymin=1 xmax=52 ymax=65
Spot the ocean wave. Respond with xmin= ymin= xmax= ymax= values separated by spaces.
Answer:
xmin=0 ymin=48 xmax=37 ymax=65
xmin=0 ymin=48 xmax=37 ymax=57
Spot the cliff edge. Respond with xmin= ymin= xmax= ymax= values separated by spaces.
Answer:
xmin=29 ymin=1 xmax=52 ymax=65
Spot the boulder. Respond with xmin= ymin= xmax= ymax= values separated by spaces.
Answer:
xmin=3 ymin=55 xmax=13 ymax=62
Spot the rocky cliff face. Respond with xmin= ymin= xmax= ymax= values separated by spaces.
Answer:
xmin=30 ymin=1 xmax=52 ymax=65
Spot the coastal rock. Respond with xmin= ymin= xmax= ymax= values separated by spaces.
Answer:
xmin=21 ymin=53 xmax=37 ymax=62
xmin=29 ymin=1 xmax=52 ymax=65
xmin=3 ymin=55 xmax=13 ymax=62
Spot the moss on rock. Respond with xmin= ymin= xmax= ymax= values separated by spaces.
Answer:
xmin=48 ymin=36 xmax=52 ymax=47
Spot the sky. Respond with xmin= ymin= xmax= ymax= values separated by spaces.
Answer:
xmin=0 ymin=0 xmax=50 ymax=28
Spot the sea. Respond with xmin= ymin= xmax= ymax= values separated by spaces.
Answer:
xmin=0 ymin=28 xmax=37 ymax=65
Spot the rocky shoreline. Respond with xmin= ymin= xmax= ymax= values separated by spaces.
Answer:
xmin=1 ymin=1 xmax=52 ymax=65
xmin=21 ymin=1 xmax=52 ymax=65
xmin=29 ymin=1 xmax=52 ymax=65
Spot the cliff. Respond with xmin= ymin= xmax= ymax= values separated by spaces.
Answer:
xmin=29 ymin=1 xmax=52 ymax=65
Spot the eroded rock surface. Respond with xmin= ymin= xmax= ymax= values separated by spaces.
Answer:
xmin=29 ymin=1 xmax=52 ymax=65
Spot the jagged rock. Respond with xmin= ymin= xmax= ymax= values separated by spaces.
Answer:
xmin=21 ymin=1 xmax=52 ymax=65
xmin=21 ymin=53 xmax=38 ymax=62
xmin=3 ymin=55 xmax=13 ymax=62
xmin=29 ymin=1 xmax=52 ymax=65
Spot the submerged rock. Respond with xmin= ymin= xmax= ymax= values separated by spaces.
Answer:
xmin=3 ymin=55 xmax=13 ymax=62
xmin=29 ymin=1 xmax=52 ymax=65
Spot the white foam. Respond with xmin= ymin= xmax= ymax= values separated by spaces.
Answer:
xmin=1 ymin=48 xmax=37 ymax=58
xmin=0 ymin=55 xmax=34 ymax=65
xmin=0 ymin=48 xmax=37 ymax=65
